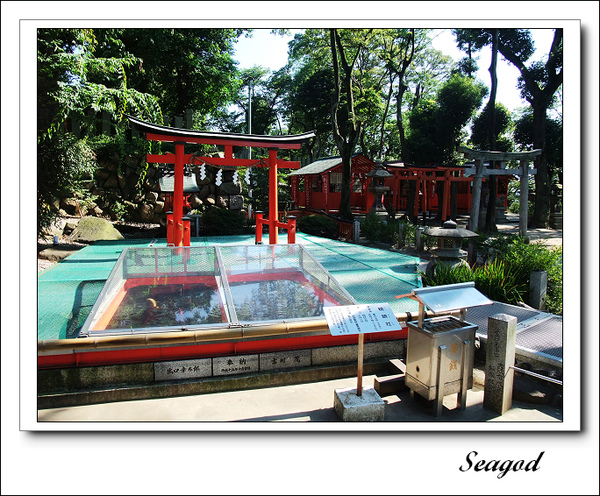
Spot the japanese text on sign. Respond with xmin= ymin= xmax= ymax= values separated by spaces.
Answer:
xmin=324 ymin=303 xmax=403 ymax=336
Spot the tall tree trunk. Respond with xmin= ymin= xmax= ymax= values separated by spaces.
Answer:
xmin=329 ymin=29 xmax=362 ymax=221
xmin=485 ymin=29 xmax=499 ymax=233
xmin=498 ymin=28 xmax=562 ymax=229
xmin=531 ymin=101 xmax=550 ymax=227
xmin=379 ymin=73 xmax=395 ymax=159
xmin=397 ymin=83 xmax=410 ymax=163
xmin=339 ymin=150 xmax=353 ymax=220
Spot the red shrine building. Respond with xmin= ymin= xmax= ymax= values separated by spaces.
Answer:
xmin=289 ymin=154 xmax=513 ymax=221
xmin=289 ymin=154 xmax=377 ymax=214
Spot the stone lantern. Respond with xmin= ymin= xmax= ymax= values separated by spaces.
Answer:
xmin=366 ymin=161 xmax=393 ymax=214
xmin=424 ymin=220 xmax=478 ymax=277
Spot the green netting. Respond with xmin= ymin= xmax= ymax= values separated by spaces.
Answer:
xmin=38 ymin=234 xmax=421 ymax=340
xmin=37 ymin=240 xmax=151 ymax=340
xmin=294 ymin=234 xmax=421 ymax=314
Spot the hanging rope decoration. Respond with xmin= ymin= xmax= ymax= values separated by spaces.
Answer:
xmin=215 ymin=168 xmax=223 ymax=186
xmin=199 ymin=163 xmax=206 ymax=180
xmin=232 ymin=170 xmax=239 ymax=184
xmin=244 ymin=167 xmax=251 ymax=185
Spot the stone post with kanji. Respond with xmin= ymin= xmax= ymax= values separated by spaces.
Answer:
xmin=484 ymin=313 xmax=517 ymax=414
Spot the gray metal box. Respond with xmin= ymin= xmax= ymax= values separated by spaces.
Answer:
xmin=405 ymin=316 xmax=476 ymax=401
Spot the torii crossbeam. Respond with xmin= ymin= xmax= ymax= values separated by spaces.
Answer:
xmin=127 ymin=115 xmax=315 ymax=246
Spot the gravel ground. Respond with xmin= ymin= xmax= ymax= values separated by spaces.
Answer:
xmin=37 ymin=257 xmax=59 ymax=273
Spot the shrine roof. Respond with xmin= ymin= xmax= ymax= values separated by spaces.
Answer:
xmin=289 ymin=154 xmax=375 ymax=176
xmin=127 ymin=115 xmax=315 ymax=148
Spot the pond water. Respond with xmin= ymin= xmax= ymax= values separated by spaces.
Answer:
xmin=105 ymin=283 xmax=223 ymax=329
xmin=229 ymin=279 xmax=338 ymax=322
xmin=80 ymin=244 xmax=358 ymax=336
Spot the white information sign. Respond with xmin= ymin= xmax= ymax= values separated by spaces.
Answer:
xmin=324 ymin=303 xmax=402 ymax=336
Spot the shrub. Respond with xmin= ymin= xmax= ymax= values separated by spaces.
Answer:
xmin=38 ymin=133 xmax=98 ymax=232
xmin=494 ymin=238 xmax=563 ymax=314
xmin=297 ymin=215 xmax=339 ymax=239
xmin=397 ymin=219 xmax=417 ymax=247
xmin=420 ymin=259 xmax=525 ymax=307
xmin=361 ymin=213 xmax=399 ymax=244
xmin=472 ymin=259 xmax=526 ymax=305
xmin=420 ymin=262 xmax=474 ymax=287
xmin=423 ymin=235 xmax=563 ymax=314
xmin=201 ymin=207 xmax=249 ymax=236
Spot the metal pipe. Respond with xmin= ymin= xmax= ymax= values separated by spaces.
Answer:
xmin=510 ymin=365 xmax=563 ymax=386
xmin=38 ymin=309 xmax=459 ymax=355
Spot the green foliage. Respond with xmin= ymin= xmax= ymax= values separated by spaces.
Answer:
xmin=92 ymin=28 xmax=244 ymax=117
xmin=106 ymin=200 xmax=129 ymax=222
xmin=513 ymin=109 xmax=563 ymax=182
xmin=435 ymin=74 xmax=488 ymax=163
xmin=246 ymin=166 xmax=292 ymax=214
xmin=470 ymin=233 xmax=563 ymax=314
xmin=38 ymin=29 xmax=163 ymax=143
xmin=361 ymin=215 xmax=424 ymax=247
xmin=287 ymin=66 xmax=337 ymax=160
xmin=361 ymin=213 xmax=399 ymax=244
xmin=420 ymin=259 xmax=524 ymax=306
xmin=420 ymin=235 xmax=562 ymax=313
xmin=397 ymin=218 xmax=417 ymax=246
xmin=297 ymin=215 xmax=339 ymax=239
xmin=406 ymin=74 xmax=487 ymax=165
xmin=493 ymin=238 xmax=563 ymax=314
xmin=470 ymin=102 xmax=514 ymax=151
xmin=420 ymin=262 xmax=474 ymax=287
xmin=473 ymin=259 xmax=526 ymax=304
xmin=37 ymin=133 xmax=97 ymax=231
xmin=497 ymin=28 xmax=562 ymax=226
xmin=201 ymin=207 xmax=249 ymax=236
xmin=37 ymin=28 xmax=163 ymax=233
xmin=90 ymin=133 xmax=149 ymax=180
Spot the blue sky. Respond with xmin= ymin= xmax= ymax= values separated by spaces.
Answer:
xmin=233 ymin=28 xmax=558 ymax=113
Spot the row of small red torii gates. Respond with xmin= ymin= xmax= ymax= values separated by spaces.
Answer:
xmin=129 ymin=115 xmax=541 ymax=246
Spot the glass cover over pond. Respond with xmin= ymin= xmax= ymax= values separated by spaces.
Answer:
xmin=79 ymin=244 xmax=356 ymax=337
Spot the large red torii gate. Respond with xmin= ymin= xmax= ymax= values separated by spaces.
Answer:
xmin=127 ymin=115 xmax=315 ymax=246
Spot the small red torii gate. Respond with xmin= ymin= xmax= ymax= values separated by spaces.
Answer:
xmin=127 ymin=115 xmax=315 ymax=246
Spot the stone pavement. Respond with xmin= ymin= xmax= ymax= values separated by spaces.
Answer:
xmin=495 ymin=215 xmax=562 ymax=247
xmin=37 ymin=369 xmax=562 ymax=423
xmin=453 ymin=212 xmax=562 ymax=247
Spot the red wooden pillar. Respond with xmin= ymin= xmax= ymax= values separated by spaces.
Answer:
xmin=269 ymin=148 xmax=278 ymax=244
xmin=166 ymin=211 xmax=174 ymax=245
xmin=255 ymin=211 xmax=263 ymax=244
xmin=287 ymin=216 xmax=297 ymax=244
xmin=182 ymin=216 xmax=191 ymax=246
xmin=173 ymin=142 xmax=185 ymax=246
